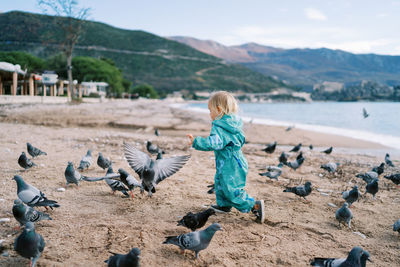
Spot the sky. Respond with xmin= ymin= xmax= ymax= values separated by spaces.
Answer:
xmin=2 ymin=0 xmax=400 ymax=55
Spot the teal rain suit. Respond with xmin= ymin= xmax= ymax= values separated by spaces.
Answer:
xmin=192 ymin=114 xmax=255 ymax=212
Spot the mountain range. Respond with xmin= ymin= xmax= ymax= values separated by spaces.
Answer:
xmin=169 ymin=36 xmax=400 ymax=91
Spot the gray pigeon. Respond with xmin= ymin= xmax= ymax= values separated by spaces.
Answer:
xmin=365 ymin=179 xmax=379 ymax=199
xmin=286 ymin=155 xmax=304 ymax=171
xmin=385 ymin=153 xmax=394 ymax=167
xmin=322 ymin=146 xmax=333 ymax=154
xmin=335 ymin=203 xmax=353 ymax=229
xmin=163 ymin=223 xmax=222 ymax=259
xmin=65 ymin=161 xmax=105 ymax=187
xmin=363 ymin=108 xmax=369 ymax=118
xmin=12 ymin=199 xmax=52 ymax=228
xmin=279 ymin=151 xmax=289 ymax=164
xmin=103 ymin=168 xmax=141 ymax=198
xmin=13 ymin=175 xmax=60 ymax=209
xmin=393 ymin=219 xmax=400 ymax=234
xmin=27 ymin=143 xmax=47 ymax=158
xmin=356 ymin=171 xmax=378 ymax=184
xmin=342 ymin=185 xmax=361 ymax=206
xmin=104 ymin=247 xmax=141 ymax=267
xmin=124 ymin=142 xmax=190 ymax=197
xmin=289 ymin=143 xmax=302 ymax=152
xmin=77 ymin=150 xmax=92 ymax=171
xmin=146 ymin=141 xmax=164 ymax=155
xmin=259 ymin=163 xmax=283 ymax=180
xmin=283 ymin=181 xmax=312 ymax=200
xmin=384 ymin=173 xmax=400 ymax=185
xmin=14 ymin=222 xmax=45 ymax=267
xmin=18 ymin=152 xmax=37 ymax=170
xmin=155 ymin=128 xmax=160 ymax=136
xmin=262 ymin=141 xmax=277 ymax=154
xmin=97 ymin=152 xmax=112 ymax=170
xmin=371 ymin=163 xmax=384 ymax=175
xmin=104 ymin=167 xmax=130 ymax=197
xmin=156 ymin=152 xmax=163 ymax=160
xmin=311 ymin=246 xmax=367 ymax=267
xmin=321 ymin=162 xmax=339 ymax=173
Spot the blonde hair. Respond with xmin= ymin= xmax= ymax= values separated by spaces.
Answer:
xmin=208 ymin=91 xmax=238 ymax=118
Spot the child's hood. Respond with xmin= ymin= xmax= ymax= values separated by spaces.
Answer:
xmin=212 ymin=114 xmax=243 ymax=135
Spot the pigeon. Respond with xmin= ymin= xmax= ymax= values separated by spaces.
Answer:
xmin=77 ymin=150 xmax=93 ymax=171
xmin=322 ymin=146 xmax=333 ymax=154
xmin=385 ymin=153 xmax=394 ymax=167
xmin=371 ymin=163 xmax=384 ymax=175
xmin=279 ymin=151 xmax=289 ymax=165
xmin=13 ymin=175 xmax=60 ymax=209
xmin=356 ymin=171 xmax=378 ymax=184
xmin=156 ymin=151 xmax=163 ymax=160
xmin=104 ymin=247 xmax=141 ymax=267
xmin=311 ymin=246 xmax=367 ymax=267
xmin=365 ymin=179 xmax=379 ymax=199
xmin=286 ymin=156 xmax=304 ymax=171
xmin=97 ymin=152 xmax=112 ymax=170
xmin=289 ymin=143 xmax=302 ymax=152
xmin=124 ymin=142 xmax=190 ymax=197
xmin=259 ymin=163 xmax=283 ymax=180
xmin=309 ymin=144 xmax=313 ymax=150
xmin=104 ymin=167 xmax=130 ymax=197
xmin=116 ymin=168 xmax=141 ymax=198
xmin=286 ymin=125 xmax=294 ymax=131
xmin=14 ymin=222 xmax=45 ymax=267
xmin=321 ymin=162 xmax=339 ymax=173
xmin=363 ymin=108 xmax=369 ymax=118
xmin=342 ymin=186 xmax=361 ymax=206
xmin=146 ymin=141 xmax=164 ymax=155
xmin=64 ymin=161 xmax=105 ymax=187
xmin=335 ymin=203 xmax=353 ymax=229
xmin=177 ymin=209 xmax=216 ymax=231
xmin=155 ymin=128 xmax=160 ymax=136
xmin=18 ymin=152 xmax=37 ymax=170
xmin=12 ymin=199 xmax=52 ymax=228
xmin=283 ymin=181 xmax=312 ymax=200
xmin=384 ymin=173 xmax=400 ymax=185
xmin=27 ymin=143 xmax=47 ymax=158
xmin=393 ymin=219 xmax=400 ymax=234
xmin=163 ymin=223 xmax=222 ymax=259
xmin=207 ymin=184 xmax=215 ymax=194
xmin=262 ymin=141 xmax=277 ymax=154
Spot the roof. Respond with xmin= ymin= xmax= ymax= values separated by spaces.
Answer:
xmin=0 ymin=62 xmax=26 ymax=75
xmin=81 ymin=81 xmax=109 ymax=86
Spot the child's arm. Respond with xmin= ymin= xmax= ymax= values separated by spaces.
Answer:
xmin=187 ymin=129 xmax=224 ymax=151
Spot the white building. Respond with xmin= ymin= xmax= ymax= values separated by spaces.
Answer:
xmin=81 ymin=81 xmax=109 ymax=96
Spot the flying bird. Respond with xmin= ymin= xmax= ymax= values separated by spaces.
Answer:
xmin=283 ymin=181 xmax=312 ymax=200
xmin=104 ymin=247 xmax=141 ymax=267
xmin=18 ymin=152 xmax=37 ymax=170
xmin=77 ymin=150 xmax=93 ymax=171
xmin=335 ymin=203 xmax=353 ymax=229
xmin=311 ymin=246 xmax=369 ymax=267
xmin=13 ymin=175 xmax=60 ymax=209
xmin=124 ymin=142 xmax=190 ymax=197
xmin=97 ymin=152 xmax=112 ymax=170
xmin=177 ymin=208 xmax=216 ymax=231
xmin=14 ymin=222 xmax=45 ymax=267
xmin=27 ymin=143 xmax=47 ymax=158
xmin=342 ymin=185 xmax=361 ymax=206
xmin=261 ymin=141 xmax=277 ymax=154
xmin=385 ymin=153 xmax=394 ymax=167
xmin=289 ymin=143 xmax=302 ymax=152
xmin=322 ymin=146 xmax=333 ymax=154
xmin=12 ymin=199 xmax=52 ymax=229
xmin=363 ymin=108 xmax=369 ymax=118
xmin=163 ymin=223 xmax=222 ymax=259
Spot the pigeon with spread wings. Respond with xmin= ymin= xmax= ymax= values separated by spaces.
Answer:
xmin=123 ymin=142 xmax=190 ymax=197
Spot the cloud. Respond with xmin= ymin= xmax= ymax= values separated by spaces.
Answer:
xmin=304 ymin=7 xmax=327 ymax=21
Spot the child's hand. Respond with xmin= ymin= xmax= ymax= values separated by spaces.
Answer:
xmin=186 ymin=134 xmax=194 ymax=146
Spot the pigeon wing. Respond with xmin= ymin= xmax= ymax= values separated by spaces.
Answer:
xmin=180 ymin=231 xmax=201 ymax=250
xmin=124 ymin=142 xmax=151 ymax=175
xmin=154 ymin=155 xmax=190 ymax=184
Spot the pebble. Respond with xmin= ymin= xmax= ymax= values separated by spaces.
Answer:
xmin=40 ymin=163 xmax=45 ymax=167
xmin=1 ymin=251 xmax=9 ymax=257
xmin=353 ymin=231 xmax=366 ymax=239
xmin=57 ymin=187 xmax=66 ymax=192
xmin=328 ymin=203 xmax=337 ymax=208
xmin=0 ymin=218 xmax=10 ymax=223
xmin=320 ymin=192 xmax=329 ymax=197
xmin=319 ymin=173 xmax=323 ymax=177
xmin=317 ymin=188 xmax=333 ymax=193
xmin=94 ymin=138 xmax=99 ymax=142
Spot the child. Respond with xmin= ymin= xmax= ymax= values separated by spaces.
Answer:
xmin=187 ymin=91 xmax=265 ymax=223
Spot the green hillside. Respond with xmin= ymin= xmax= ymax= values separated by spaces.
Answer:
xmin=0 ymin=11 xmax=288 ymax=93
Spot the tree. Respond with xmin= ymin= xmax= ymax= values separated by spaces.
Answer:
xmin=131 ymin=84 xmax=159 ymax=99
xmin=0 ymin=51 xmax=45 ymax=72
xmin=38 ymin=0 xmax=90 ymax=99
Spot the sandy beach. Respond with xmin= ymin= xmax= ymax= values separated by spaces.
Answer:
xmin=0 ymin=99 xmax=399 ymax=266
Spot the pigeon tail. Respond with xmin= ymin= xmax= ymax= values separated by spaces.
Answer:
xmin=81 ymin=176 xmax=105 ymax=182
xmin=163 ymin=236 xmax=179 ymax=245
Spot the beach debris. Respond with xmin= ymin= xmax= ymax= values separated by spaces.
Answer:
xmin=259 ymin=163 xmax=283 ymax=180
xmin=261 ymin=141 xmax=277 ymax=154
xmin=18 ymin=152 xmax=37 ymax=170
xmin=320 ymin=162 xmax=339 ymax=173
xmin=385 ymin=153 xmax=395 ymax=167
xmin=4 ymin=148 xmax=11 ymax=153
xmin=335 ymin=203 xmax=353 ymax=229
xmin=283 ymin=181 xmax=312 ymax=200
xmin=40 ymin=164 xmax=45 ymax=167
xmin=353 ymin=231 xmax=367 ymax=239
xmin=1 ymin=251 xmax=9 ymax=257
xmin=0 ymin=218 xmax=10 ymax=223
xmin=27 ymin=142 xmax=47 ymax=158
xmin=366 ymin=179 xmax=379 ymax=199
xmin=77 ymin=150 xmax=93 ymax=171
xmin=163 ymin=223 xmax=222 ymax=259
xmin=328 ymin=203 xmax=337 ymax=208
xmin=177 ymin=208 xmax=216 ymax=231
xmin=311 ymin=246 xmax=369 ymax=266
xmin=320 ymin=192 xmax=329 ymax=197
xmin=13 ymin=175 xmax=60 ymax=209
xmin=124 ymin=142 xmax=190 ymax=197
xmin=57 ymin=188 xmax=66 ymax=192
xmin=14 ymin=222 xmax=45 ymax=267
xmin=12 ymin=199 xmax=52 ymax=227
xmin=97 ymin=152 xmax=112 ymax=170
xmin=342 ymin=185 xmax=361 ymax=206
xmin=321 ymin=146 xmax=333 ymax=154
xmin=104 ymin=247 xmax=141 ymax=267
xmin=319 ymin=173 xmax=323 ymax=177
xmin=316 ymin=188 xmax=333 ymax=193
xmin=289 ymin=143 xmax=301 ymax=152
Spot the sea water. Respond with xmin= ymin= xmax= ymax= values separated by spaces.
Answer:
xmin=182 ymin=102 xmax=400 ymax=151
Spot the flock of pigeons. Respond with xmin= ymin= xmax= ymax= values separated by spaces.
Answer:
xmin=7 ymin=132 xmax=400 ymax=266
xmin=257 ymin=141 xmax=399 ymax=266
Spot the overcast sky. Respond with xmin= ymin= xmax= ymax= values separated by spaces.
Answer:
xmin=2 ymin=0 xmax=400 ymax=55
